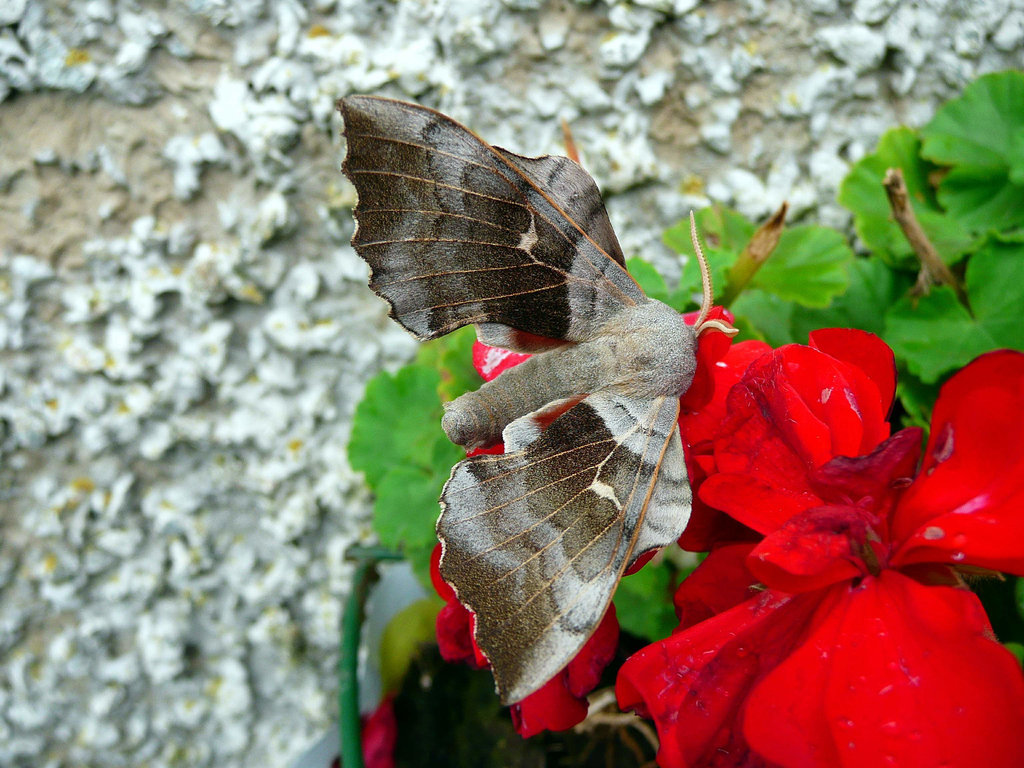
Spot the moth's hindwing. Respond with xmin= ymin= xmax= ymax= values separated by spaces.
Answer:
xmin=438 ymin=392 xmax=689 ymax=704
xmin=339 ymin=95 xmax=643 ymax=343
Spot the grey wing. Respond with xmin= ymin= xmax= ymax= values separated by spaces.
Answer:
xmin=339 ymin=95 xmax=644 ymax=343
xmin=437 ymin=392 xmax=689 ymax=704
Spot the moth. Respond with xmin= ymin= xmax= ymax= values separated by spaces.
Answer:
xmin=339 ymin=95 xmax=729 ymax=705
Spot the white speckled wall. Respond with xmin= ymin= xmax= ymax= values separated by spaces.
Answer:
xmin=1 ymin=0 xmax=1021 ymax=764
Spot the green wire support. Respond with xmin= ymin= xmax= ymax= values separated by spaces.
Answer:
xmin=338 ymin=546 xmax=404 ymax=767
xmin=345 ymin=545 xmax=406 ymax=562
xmin=339 ymin=559 xmax=372 ymax=768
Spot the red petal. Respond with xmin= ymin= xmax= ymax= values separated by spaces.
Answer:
xmin=746 ymin=505 xmax=871 ymax=593
xmin=472 ymin=340 xmax=530 ymax=382
xmin=679 ymin=339 xmax=771 ymax=444
xmin=430 ymin=543 xmax=455 ymax=602
xmin=744 ymin=571 xmax=1024 ymax=768
xmin=678 ymin=340 xmax=771 ymax=551
xmin=466 ymin=443 xmax=505 ymax=456
xmin=678 ymin=501 xmax=760 ymax=554
xmin=808 ymin=328 xmax=896 ymax=417
xmin=699 ymin=473 xmax=822 ymax=536
xmin=806 ymin=428 xmax=922 ymax=515
xmin=680 ymin=307 xmax=740 ymax=412
xmin=566 ymin=605 xmax=619 ymax=697
xmin=361 ymin=695 xmax=397 ymax=768
xmin=893 ymin=350 xmax=1024 ymax=574
xmin=673 ymin=543 xmax=759 ymax=630
xmin=701 ymin=344 xmax=892 ymax=533
xmin=719 ymin=344 xmax=890 ymax=471
xmin=435 ymin=601 xmax=486 ymax=669
xmin=510 ymin=672 xmax=589 ymax=738
xmin=624 ymin=549 xmax=657 ymax=576
xmin=468 ymin=612 xmax=489 ymax=668
xmin=617 ymin=590 xmax=820 ymax=768
xmin=509 ymin=607 xmax=619 ymax=738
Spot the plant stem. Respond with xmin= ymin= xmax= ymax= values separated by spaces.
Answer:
xmin=561 ymin=118 xmax=581 ymax=165
xmin=339 ymin=560 xmax=372 ymax=768
xmin=718 ymin=202 xmax=788 ymax=307
xmin=882 ymin=167 xmax=965 ymax=302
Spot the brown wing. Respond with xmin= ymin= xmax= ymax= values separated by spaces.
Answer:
xmin=339 ymin=96 xmax=643 ymax=343
xmin=490 ymin=148 xmax=627 ymax=268
xmin=437 ymin=392 xmax=690 ymax=704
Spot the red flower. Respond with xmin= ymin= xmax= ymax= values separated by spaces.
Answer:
xmin=430 ymin=543 xmax=619 ymax=737
xmin=618 ymin=340 xmax=1024 ymax=768
xmin=361 ymin=695 xmax=397 ymax=768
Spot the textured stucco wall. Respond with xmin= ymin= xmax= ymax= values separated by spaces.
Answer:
xmin=1 ymin=0 xmax=1022 ymax=765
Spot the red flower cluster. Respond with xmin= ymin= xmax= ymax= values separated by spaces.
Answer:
xmin=617 ymin=330 xmax=1024 ymax=768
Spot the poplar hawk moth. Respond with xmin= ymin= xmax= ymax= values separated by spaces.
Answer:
xmin=339 ymin=95 xmax=725 ymax=705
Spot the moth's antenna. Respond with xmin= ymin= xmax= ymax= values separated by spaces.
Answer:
xmin=690 ymin=211 xmax=738 ymax=338
xmin=690 ymin=211 xmax=713 ymax=328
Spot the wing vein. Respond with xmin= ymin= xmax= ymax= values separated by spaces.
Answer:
xmin=350 ymin=170 xmax=528 ymax=209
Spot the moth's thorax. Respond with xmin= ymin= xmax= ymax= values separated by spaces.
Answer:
xmin=592 ymin=299 xmax=697 ymax=399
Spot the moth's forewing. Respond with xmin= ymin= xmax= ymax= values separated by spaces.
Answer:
xmin=439 ymin=393 xmax=687 ymax=704
xmin=339 ymin=95 xmax=642 ymax=343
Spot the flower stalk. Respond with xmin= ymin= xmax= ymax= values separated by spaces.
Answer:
xmin=718 ymin=202 xmax=788 ymax=307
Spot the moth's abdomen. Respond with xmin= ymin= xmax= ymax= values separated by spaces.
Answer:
xmin=441 ymin=345 xmax=607 ymax=451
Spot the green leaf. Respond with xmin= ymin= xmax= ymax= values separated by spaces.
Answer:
xmin=349 ymin=364 xmax=464 ymax=585
xmin=666 ymin=206 xmax=746 ymax=301
xmin=1015 ymin=576 xmax=1024 ymax=622
xmin=922 ymin=70 xmax=1024 ymax=169
xmin=416 ymin=325 xmax=480 ymax=402
xmin=838 ymin=127 xmax=976 ymax=266
xmin=884 ymin=287 xmax=991 ymax=383
xmin=613 ymin=563 xmax=679 ymax=642
xmin=374 ymin=465 xmax=448 ymax=551
xmin=350 ymin=366 xmax=451 ymax=488
xmin=790 ymin=257 xmax=908 ymax=341
xmin=964 ymin=236 xmax=1024 ymax=350
xmin=936 ymin=166 xmax=1024 ymax=233
xmin=626 ymin=257 xmax=670 ymax=304
xmin=670 ymin=206 xmax=851 ymax=308
xmin=380 ymin=597 xmax=443 ymax=693
xmin=894 ymin=366 xmax=940 ymax=431
xmin=754 ymin=225 xmax=853 ymax=307
xmin=921 ymin=70 xmax=1024 ymax=232
xmin=730 ymin=289 xmax=797 ymax=347
xmin=886 ymin=236 xmax=1024 ymax=384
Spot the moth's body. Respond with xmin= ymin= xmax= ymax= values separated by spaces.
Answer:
xmin=340 ymin=94 xmax=702 ymax=706
xmin=443 ymin=300 xmax=697 ymax=451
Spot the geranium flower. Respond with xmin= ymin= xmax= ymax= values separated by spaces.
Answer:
xmin=617 ymin=336 xmax=1024 ymax=768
